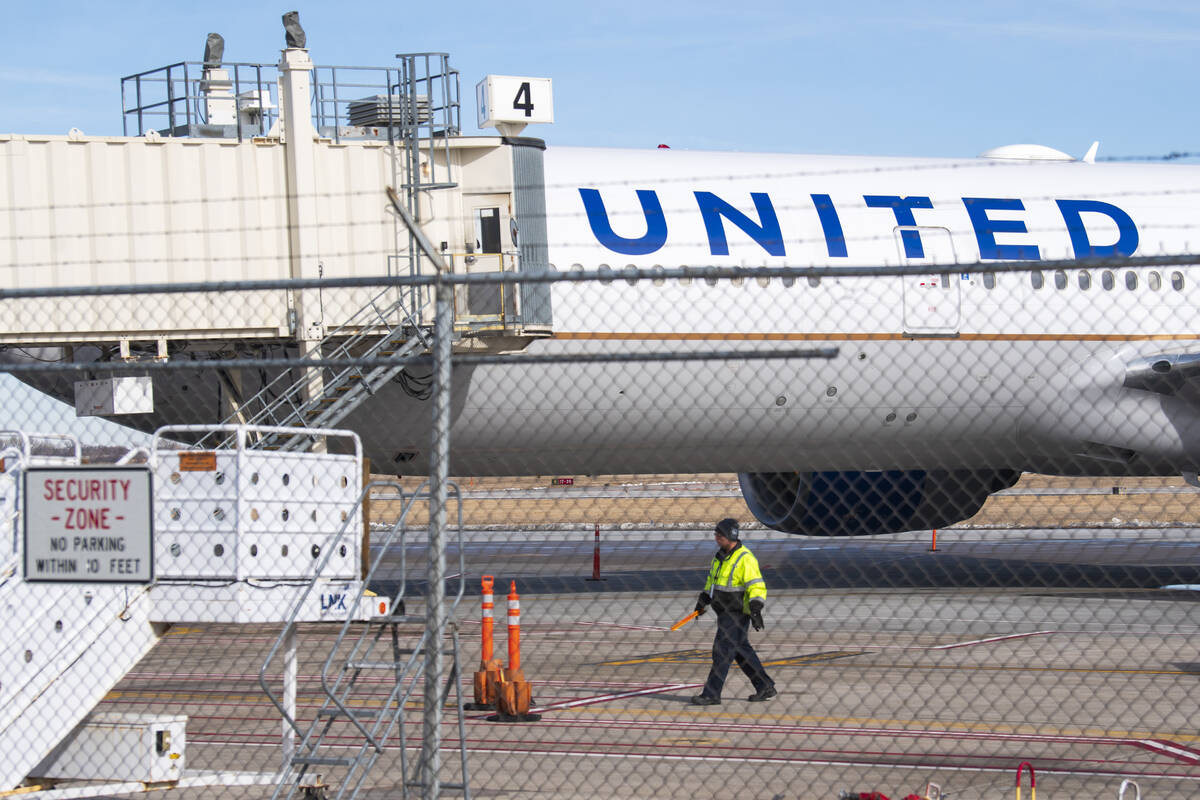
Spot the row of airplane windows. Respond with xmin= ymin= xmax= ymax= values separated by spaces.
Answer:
xmin=560 ymin=264 xmax=1187 ymax=293
xmin=983 ymin=269 xmax=1186 ymax=292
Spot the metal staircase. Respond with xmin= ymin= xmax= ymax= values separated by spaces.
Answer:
xmin=262 ymin=482 xmax=470 ymax=800
xmin=204 ymin=291 xmax=432 ymax=452
xmin=0 ymin=433 xmax=166 ymax=790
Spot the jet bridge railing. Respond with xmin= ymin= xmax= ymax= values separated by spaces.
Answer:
xmin=121 ymin=58 xmax=461 ymax=147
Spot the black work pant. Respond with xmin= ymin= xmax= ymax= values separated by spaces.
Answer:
xmin=702 ymin=610 xmax=773 ymax=699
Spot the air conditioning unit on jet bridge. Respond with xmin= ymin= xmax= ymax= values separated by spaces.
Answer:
xmin=74 ymin=377 xmax=154 ymax=416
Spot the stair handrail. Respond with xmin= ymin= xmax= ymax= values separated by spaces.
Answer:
xmin=0 ymin=431 xmax=81 ymax=464
xmin=301 ymin=480 xmax=413 ymax=748
xmin=256 ymin=476 xmax=389 ymax=742
xmin=310 ymin=478 xmax=464 ymax=750
xmin=2 ymin=446 xmax=26 ymax=583
xmin=205 ymin=285 xmax=430 ymax=447
xmin=338 ymin=479 xmax=468 ymax=800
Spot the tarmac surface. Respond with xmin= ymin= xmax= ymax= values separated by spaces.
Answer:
xmin=81 ymin=526 xmax=1200 ymax=800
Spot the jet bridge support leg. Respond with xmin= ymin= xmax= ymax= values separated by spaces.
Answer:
xmin=283 ymin=624 xmax=298 ymax=773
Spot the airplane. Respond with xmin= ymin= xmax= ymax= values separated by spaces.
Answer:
xmin=2 ymin=51 xmax=1199 ymax=538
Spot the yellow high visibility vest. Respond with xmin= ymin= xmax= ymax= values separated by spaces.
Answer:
xmin=703 ymin=543 xmax=767 ymax=615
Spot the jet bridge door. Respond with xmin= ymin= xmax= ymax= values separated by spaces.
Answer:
xmin=896 ymin=225 xmax=961 ymax=334
xmin=462 ymin=193 xmax=517 ymax=321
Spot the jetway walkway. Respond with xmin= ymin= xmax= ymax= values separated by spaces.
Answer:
xmin=0 ymin=426 xmax=404 ymax=792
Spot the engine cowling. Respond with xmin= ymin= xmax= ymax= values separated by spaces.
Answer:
xmin=738 ymin=469 xmax=1020 ymax=536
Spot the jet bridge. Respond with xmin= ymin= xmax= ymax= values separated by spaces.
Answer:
xmin=0 ymin=42 xmax=552 ymax=368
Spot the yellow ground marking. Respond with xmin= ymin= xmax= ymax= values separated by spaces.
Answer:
xmin=164 ymin=627 xmax=204 ymax=636
xmin=654 ymin=737 xmax=729 ymax=746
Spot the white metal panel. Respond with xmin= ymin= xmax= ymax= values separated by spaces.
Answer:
xmin=0 ymin=584 xmax=160 ymax=790
xmin=0 ymin=135 xmax=292 ymax=344
xmin=33 ymin=713 xmax=185 ymax=782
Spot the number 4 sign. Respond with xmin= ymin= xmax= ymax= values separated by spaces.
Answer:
xmin=477 ymin=75 xmax=554 ymax=131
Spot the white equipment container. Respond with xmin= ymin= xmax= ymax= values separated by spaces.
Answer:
xmin=74 ymin=377 xmax=154 ymax=416
xmin=32 ymin=713 xmax=185 ymax=782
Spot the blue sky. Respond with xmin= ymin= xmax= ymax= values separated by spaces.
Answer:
xmin=3 ymin=1 xmax=1199 ymax=159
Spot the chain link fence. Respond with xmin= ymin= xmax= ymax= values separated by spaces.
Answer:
xmin=2 ymin=264 xmax=1199 ymax=800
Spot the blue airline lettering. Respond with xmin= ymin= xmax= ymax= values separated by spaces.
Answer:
xmin=576 ymin=188 xmax=1141 ymax=263
xmin=694 ymin=191 xmax=785 ymax=257
xmin=1056 ymin=199 xmax=1139 ymax=258
xmin=811 ymin=194 xmax=848 ymax=258
xmin=963 ymin=197 xmax=1041 ymax=260
xmin=579 ymin=188 xmax=668 ymax=255
xmin=863 ymin=196 xmax=934 ymax=258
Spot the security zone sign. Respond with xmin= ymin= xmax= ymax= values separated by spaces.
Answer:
xmin=24 ymin=466 xmax=153 ymax=583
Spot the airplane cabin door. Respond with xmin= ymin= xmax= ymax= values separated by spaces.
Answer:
xmin=896 ymin=225 xmax=961 ymax=334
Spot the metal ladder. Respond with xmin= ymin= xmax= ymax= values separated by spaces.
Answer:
xmin=262 ymin=481 xmax=470 ymax=800
xmin=203 ymin=290 xmax=432 ymax=452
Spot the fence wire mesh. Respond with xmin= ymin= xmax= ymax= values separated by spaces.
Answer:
xmin=2 ymin=264 xmax=1199 ymax=800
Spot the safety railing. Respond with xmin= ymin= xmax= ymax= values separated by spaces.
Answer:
xmin=121 ymin=58 xmax=460 ymax=147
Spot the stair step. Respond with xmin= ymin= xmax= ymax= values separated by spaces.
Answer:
xmin=369 ymin=615 xmax=423 ymax=624
xmin=292 ymin=755 xmax=354 ymax=767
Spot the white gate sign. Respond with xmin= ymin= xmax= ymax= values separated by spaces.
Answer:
xmin=23 ymin=466 xmax=153 ymax=583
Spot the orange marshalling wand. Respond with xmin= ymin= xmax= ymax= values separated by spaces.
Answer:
xmin=670 ymin=610 xmax=700 ymax=631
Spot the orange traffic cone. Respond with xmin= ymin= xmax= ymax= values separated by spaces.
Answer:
xmin=488 ymin=581 xmax=541 ymax=722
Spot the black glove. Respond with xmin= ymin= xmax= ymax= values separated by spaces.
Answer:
xmin=749 ymin=599 xmax=764 ymax=631
xmin=694 ymin=591 xmax=711 ymax=615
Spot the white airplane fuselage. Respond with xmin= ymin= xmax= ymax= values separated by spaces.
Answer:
xmin=341 ymin=146 xmax=1200 ymax=476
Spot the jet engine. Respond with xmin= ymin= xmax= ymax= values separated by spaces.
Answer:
xmin=738 ymin=469 xmax=1020 ymax=536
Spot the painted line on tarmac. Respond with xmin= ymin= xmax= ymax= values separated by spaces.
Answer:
xmin=1136 ymin=739 xmax=1200 ymax=764
xmin=525 ymin=682 xmax=704 ymax=714
xmin=576 ymin=620 xmax=671 ymax=632
xmin=184 ymin=737 xmax=1200 ymax=782
xmin=522 ymin=713 xmax=1200 ymax=764
xmin=930 ymin=630 xmax=1058 ymax=650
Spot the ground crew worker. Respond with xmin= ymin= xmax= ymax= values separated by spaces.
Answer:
xmin=689 ymin=518 xmax=776 ymax=705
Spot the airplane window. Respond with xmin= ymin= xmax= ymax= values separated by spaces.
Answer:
xmin=1102 ymin=271 xmax=1115 ymax=290
xmin=1053 ymin=270 xmax=1067 ymax=290
xmin=755 ymin=275 xmax=770 ymax=288
xmin=1125 ymin=271 xmax=1138 ymax=290
xmin=1078 ymin=271 xmax=1091 ymax=290
xmin=982 ymin=272 xmax=995 ymax=290
xmin=807 ymin=275 xmax=821 ymax=287
xmin=1172 ymin=271 xmax=1185 ymax=291
xmin=782 ymin=275 xmax=795 ymax=287
xmin=1148 ymin=271 xmax=1161 ymax=291
xmin=1030 ymin=271 xmax=1044 ymax=289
